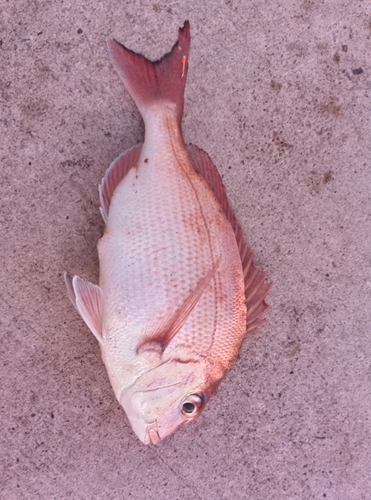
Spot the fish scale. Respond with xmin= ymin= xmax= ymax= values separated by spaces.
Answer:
xmin=100 ymin=125 xmax=232 ymax=359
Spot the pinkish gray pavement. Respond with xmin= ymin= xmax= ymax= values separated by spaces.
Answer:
xmin=1 ymin=1 xmax=371 ymax=499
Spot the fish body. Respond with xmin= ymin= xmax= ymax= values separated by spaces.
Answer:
xmin=65 ymin=22 xmax=271 ymax=444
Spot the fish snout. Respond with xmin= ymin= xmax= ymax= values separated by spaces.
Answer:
xmin=146 ymin=423 xmax=161 ymax=445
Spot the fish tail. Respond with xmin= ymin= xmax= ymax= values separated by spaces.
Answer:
xmin=107 ymin=21 xmax=190 ymax=124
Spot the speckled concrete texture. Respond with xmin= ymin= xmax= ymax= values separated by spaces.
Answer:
xmin=1 ymin=1 xmax=370 ymax=499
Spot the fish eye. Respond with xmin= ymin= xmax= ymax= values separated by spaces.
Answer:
xmin=181 ymin=393 xmax=205 ymax=417
xmin=182 ymin=402 xmax=195 ymax=413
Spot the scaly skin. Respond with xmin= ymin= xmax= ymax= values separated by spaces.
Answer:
xmin=97 ymin=108 xmax=246 ymax=443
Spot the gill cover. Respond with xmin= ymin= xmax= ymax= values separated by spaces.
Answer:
xmin=120 ymin=360 xmax=207 ymax=444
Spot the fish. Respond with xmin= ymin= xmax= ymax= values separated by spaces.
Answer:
xmin=64 ymin=21 xmax=271 ymax=445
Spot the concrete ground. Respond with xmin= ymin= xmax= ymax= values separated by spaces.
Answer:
xmin=1 ymin=1 xmax=370 ymax=499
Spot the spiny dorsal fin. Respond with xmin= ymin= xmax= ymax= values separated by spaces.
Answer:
xmin=187 ymin=144 xmax=272 ymax=333
xmin=99 ymin=143 xmax=142 ymax=223
xmin=136 ymin=258 xmax=220 ymax=354
xmin=64 ymin=272 xmax=103 ymax=344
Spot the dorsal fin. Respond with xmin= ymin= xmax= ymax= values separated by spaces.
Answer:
xmin=136 ymin=259 xmax=220 ymax=354
xmin=99 ymin=143 xmax=142 ymax=223
xmin=187 ymin=144 xmax=272 ymax=333
xmin=64 ymin=272 xmax=104 ymax=344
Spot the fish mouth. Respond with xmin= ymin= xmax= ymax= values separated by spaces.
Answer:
xmin=145 ymin=423 xmax=161 ymax=445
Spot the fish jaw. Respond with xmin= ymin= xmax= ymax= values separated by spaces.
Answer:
xmin=118 ymin=359 xmax=219 ymax=444
xmin=120 ymin=381 xmax=185 ymax=445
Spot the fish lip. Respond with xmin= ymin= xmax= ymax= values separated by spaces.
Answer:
xmin=146 ymin=423 xmax=161 ymax=445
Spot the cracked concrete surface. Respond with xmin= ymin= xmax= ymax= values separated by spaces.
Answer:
xmin=1 ymin=1 xmax=370 ymax=499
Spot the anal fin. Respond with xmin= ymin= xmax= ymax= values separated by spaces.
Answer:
xmin=64 ymin=272 xmax=103 ymax=344
xmin=99 ymin=143 xmax=142 ymax=223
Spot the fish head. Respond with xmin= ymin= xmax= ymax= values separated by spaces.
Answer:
xmin=120 ymin=358 xmax=223 ymax=444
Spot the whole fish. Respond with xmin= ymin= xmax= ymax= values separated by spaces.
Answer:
xmin=65 ymin=21 xmax=271 ymax=444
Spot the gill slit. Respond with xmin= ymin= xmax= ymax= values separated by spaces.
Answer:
xmin=165 ymin=115 xmax=218 ymax=354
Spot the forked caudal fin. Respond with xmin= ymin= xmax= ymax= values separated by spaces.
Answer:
xmin=107 ymin=21 xmax=191 ymax=125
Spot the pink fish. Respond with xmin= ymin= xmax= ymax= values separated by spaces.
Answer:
xmin=65 ymin=21 xmax=271 ymax=444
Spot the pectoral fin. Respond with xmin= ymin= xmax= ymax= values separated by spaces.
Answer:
xmin=64 ymin=272 xmax=103 ymax=344
xmin=136 ymin=259 xmax=220 ymax=354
